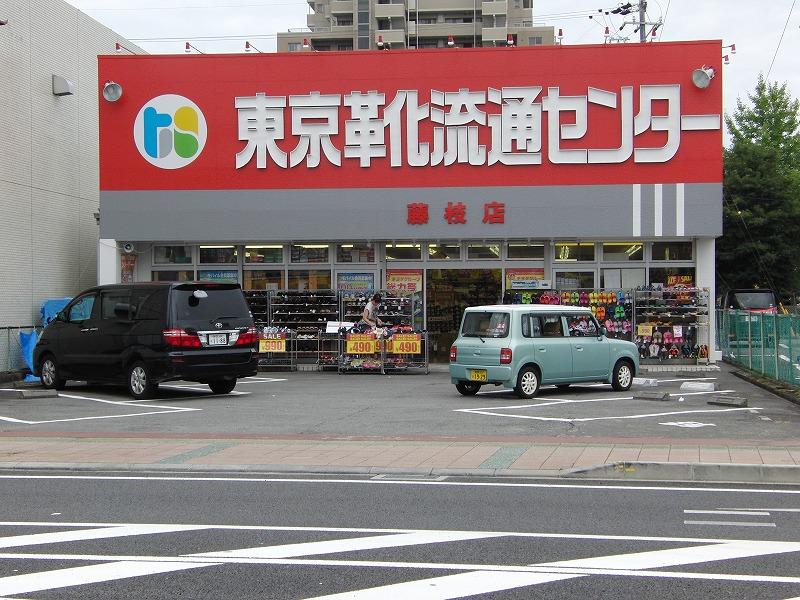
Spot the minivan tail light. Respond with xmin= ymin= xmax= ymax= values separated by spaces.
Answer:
xmin=162 ymin=328 xmax=201 ymax=348
xmin=235 ymin=326 xmax=259 ymax=347
xmin=449 ymin=346 xmax=457 ymax=362
xmin=500 ymin=347 xmax=512 ymax=364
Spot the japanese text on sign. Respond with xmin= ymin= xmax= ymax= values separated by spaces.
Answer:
xmin=387 ymin=334 xmax=422 ymax=355
xmin=235 ymin=85 xmax=720 ymax=170
xmin=346 ymin=334 xmax=379 ymax=354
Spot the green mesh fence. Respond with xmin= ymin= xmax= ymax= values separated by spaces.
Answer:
xmin=717 ymin=310 xmax=799 ymax=385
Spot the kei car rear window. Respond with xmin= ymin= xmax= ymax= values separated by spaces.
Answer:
xmin=461 ymin=311 xmax=510 ymax=338
xmin=172 ymin=286 xmax=251 ymax=322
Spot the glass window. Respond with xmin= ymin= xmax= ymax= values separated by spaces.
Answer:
xmin=198 ymin=269 xmax=239 ymax=283
xmin=101 ymin=290 xmax=131 ymax=319
xmin=199 ymin=245 xmax=238 ymax=264
xmin=291 ymin=244 xmax=329 ymax=263
xmin=154 ymin=245 xmax=192 ymax=265
xmin=649 ymin=267 xmax=695 ymax=287
xmin=131 ymin=287 xmax=168 ymax=321
xmin=245 ymin=245 xmax=283 ymax=264
xmin=68 ymin=294 xmax=96 ymax=322
xmin=651 ymin=241 xmax=693 ymax=261
xmin=522 ymin=314 xmax=543 ymax=338
xmin=555 ymin=271 xmax=595 ymax=289
xmin=337 ymin=243 xmax=375 ymax=263
xmin=386 ymin=244 xmax=422 ymax=260
xmin=428 ymin=243 xmax=461 ymax=260
xmin=287 ymin=42 xmax=301 ymax=52
xmin=507 ymin=243 xmax=544 ymax=260
xmin=601 ymin=268 xmax=646 ymax=289
xmin=243 ymin=270 xmax=283 ymax=290
xmin=554 ymin=242 xmax=595 ymax=262
xmin=152 ymin=270 xmax=193 ymax=282
xmin=541 ymin=315 xmax=564 ymax=337
xmin=467 ymin=243 xmax=501 ymax=260
xmin=460 ymin=311 xmax=510 ymax=338
xmin=288 ymin=269 xmax=332 ymax=290
xmin=567 ymin=315 xmax=599 ymax=337
xmin=602 ymin=242 xmax=643 ymax=261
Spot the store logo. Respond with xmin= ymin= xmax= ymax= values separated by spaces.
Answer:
xmin=133 ymin=94 xmax=207 ymax=169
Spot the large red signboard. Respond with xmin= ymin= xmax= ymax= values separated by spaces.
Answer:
xmin=99 ymin=41 xmax=722 ymax=192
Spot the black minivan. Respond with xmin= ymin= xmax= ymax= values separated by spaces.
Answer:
xmin=33 ymin=282 xmax=259 ymax=399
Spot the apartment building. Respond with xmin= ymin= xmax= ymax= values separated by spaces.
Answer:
xmin=276 ymin=0 xmax=554 ymax=52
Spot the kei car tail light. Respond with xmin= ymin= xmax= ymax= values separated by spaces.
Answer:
xmin=449 ymin=346 xmax=458 ymax=362
xmin=500 ymin=347 xmax=512 ymax=364
xmin=234 ymin=326 xmax=259 ymax=347
xmin=162 ymin=328 xmax=202 ymax=348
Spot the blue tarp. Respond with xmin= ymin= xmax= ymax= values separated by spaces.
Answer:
xmin=18 ymin=330 xmax=40 ymax=382
xmin=41 ymin=297 xmax=71 ymax=326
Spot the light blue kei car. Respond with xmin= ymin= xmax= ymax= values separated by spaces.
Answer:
xmin=449 ymin=304 xmax=640 ymax=398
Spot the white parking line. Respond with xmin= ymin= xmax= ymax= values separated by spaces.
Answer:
xmin=684 ymin=521 xmax=776 ymax=528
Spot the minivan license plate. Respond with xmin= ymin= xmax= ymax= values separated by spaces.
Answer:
xmin=208 ymin=333 xmax=227 ymax=346
xmin=469 ymin=369 xmax=488 ymax=382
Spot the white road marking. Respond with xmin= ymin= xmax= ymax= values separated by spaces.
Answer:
xmin=683 ymin=521 xmax=776 ymax=528
xmin=659 ymin=421 xmax=716 ymax=428
xmin=656 ymin=378 xmax=718 ymax=383
xmin=0 ymin=524 xmax=208 ymax=550
xmin=684 ymin=510 xmax=771 ymax=516
xmin=3 ymin=475 xmax=800 ymax=495
xmin=0 ymin=561 xmax=217 ymax=596
xmin=193 ymin=531 xmax=507 ymax=559
xmin=458 ymin=406 xmax=757 ymax=423
xmin=718 ymin=508 xmax=800 ymax=513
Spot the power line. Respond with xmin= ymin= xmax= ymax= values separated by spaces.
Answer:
xmin=766 ymin=0 xmax=796 ymax=80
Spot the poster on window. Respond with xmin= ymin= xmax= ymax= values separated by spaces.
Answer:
xmin=667 ymin=274 xmax=694 ymax=287
xmin=120 ymin=254 xmax=137 ymax=284
xmin=337 ymin=273 xmax=375 ymax=292
xmin=386 ymin=270 xmax=423 ymax=296
xmin=505 ymin=268 xmax=546 ymax=290
xmin=198 ymin=269 xmax=238 ymax=283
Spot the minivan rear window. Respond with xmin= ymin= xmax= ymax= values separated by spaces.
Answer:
xmin=172 ymin=285 xmax=251 ymax=322
xmin=461 ymin=311 xmax=510 ymax=338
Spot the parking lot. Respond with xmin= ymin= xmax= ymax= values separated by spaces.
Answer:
xmin=1 ymin=364 xmax=799 ymax=443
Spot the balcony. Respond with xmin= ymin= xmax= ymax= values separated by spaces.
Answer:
xmin=408 ymin=0 xmax=480 ymax=11
xmin=376 ymin=28 xmax=407 ymax=44
xmin=329 ymin=0 xmax=353 ymax=14
xmin=375 ymin=3 xmax=406 ymax=18
xmin=481 ymin=26 xmax=508 ymax=41
xmin=481 ymin=0 xmax=507 ymax=15
xmin=416 ymin=22 xmax=479 ymax=37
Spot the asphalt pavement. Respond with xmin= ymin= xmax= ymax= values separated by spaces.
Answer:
xmin=0 ymin=363 xmax=799 ymax=482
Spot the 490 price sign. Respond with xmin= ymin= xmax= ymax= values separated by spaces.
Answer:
xmin=387 ymin=333 xmax=422 ymax=355
xmin=346 ymin=334 xmax=379 ymax=354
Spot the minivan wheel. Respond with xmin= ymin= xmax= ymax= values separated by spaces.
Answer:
xmin=40 ymin=355 xmax=66 ymax=390
xmin=612 ymin=360 xmax=634 ymax=391
xmin=515 ymin=366 xmax=540 ymax=399
xmin=209 ymin=379 xmax=237 ymax=395
xmin=127 ymin=361 xmax=158 ymax=400
xmin=455 ymin=381 xmax=481 ymax=396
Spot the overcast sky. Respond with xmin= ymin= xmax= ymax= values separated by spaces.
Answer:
xmin=66 ymin=0 xmax=798 ymax=138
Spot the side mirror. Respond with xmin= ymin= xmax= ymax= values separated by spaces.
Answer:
xmin=57 ymin=311 xmax=68 ymax=322
xmin=601 ymin=326 xmax=608 ymax=337
xmin=114 ymin=302 xmax=132 ymax=319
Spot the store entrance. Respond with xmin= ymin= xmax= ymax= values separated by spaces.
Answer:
xmin=426 ymin=269 xmax=502 ymax=362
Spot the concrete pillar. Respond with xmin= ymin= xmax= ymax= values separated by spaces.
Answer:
xmin=695 ymin=237 xmax=720 ymax=361
xmin=97 ymin=239 xmax=120 ymax=285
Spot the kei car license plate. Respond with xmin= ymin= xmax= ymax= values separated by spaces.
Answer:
xmin=208 ymin=333 xmax=227 ymax=346
xmin=469 ymin=369 xmax=488 ymax=382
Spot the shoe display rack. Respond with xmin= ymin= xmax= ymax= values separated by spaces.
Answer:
xmin=269 ymin=290 xmax=338 ymax=367
xmin=257 ymin=327 xmax=296 ymax=371
xmin=243 ymin=290 xmax=270 ymax=326
xmin=633 ymin=287 xmax=710 ymax=364
xmin=337 ymin=329 xmax=429 ymax=374
xmin=339 ymin=290 xmax=419 ymax=328
xmin=559 ymin=289 xmax=634 ymax=341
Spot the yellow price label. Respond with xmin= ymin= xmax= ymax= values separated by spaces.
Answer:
xmin=387 ymin=334 xmax=422 ymax=354
xmin=259 ymin=338 xmax=286 ymax=353
xmin=346 ymin=334 xmax=379 ymax=354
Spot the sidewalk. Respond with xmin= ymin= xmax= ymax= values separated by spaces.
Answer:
xmin=2 ymin=432 xmax=799 ymax=483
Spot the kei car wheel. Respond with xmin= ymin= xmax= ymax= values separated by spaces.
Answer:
xmin=127 ymin=361 xmax=158 ymax=400
xmin=39 ymin=355 xmax=66 ymax=390
xmin=515 ymin=366 xmax=540 ymax=399
xmin=612 ymin=360 xmax=634 ymax=391
xmin=208 ymin=379 xmax=237 ymax=395
xmin=455 ymin=381 xmax=481 ymax=396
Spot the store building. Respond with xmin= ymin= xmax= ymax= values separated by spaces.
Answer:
xmin=98 ymin=41 xmax=723 ymax=362
xmin=0 ymin=0 xmax=141 ymax=370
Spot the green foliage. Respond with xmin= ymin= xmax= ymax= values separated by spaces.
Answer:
xmin=718 ymin=75 xmax=800 ymax=295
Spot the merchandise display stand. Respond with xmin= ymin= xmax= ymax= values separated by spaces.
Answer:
xmin=339 ymin=290 xmax=418 ymax=328
xmin=633 ymin=287 xmax=710 ymax=364
xmin=384 ymin=331 xmax=429 ymax=374
xmin=257 ymin=328 xmax=296 ymax=371
xmin=270 ymin=290 xmax=338 ymax=369
xmin=242 ymin=290 xmax=270 ymax=326
xmin=559 ymin=289 xmax=634 ymax=341
xmin=338 ymin=331 xmax=383 ymax=373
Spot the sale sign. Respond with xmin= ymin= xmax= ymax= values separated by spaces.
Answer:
xmin=386 ymin=270 xmax=423 ymax=296
xmin=345 ymin=334 xmax=379 ymax=354
xmin=259 ymin=332 xmax=287 ymax=353
xmin=387 ymin=333 xmax=422 ymax=355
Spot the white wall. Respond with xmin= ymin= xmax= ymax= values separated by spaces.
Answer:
xmin=0 ymin=0 xmax=141 ymax=368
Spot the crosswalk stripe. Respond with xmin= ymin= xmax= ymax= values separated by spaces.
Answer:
xmin=0 ymin=524 xmax=208 ymax=550
xmin=192 ymin=531 xmax=507 ymax=559
xmin=0 ymin=561 xmax=218 ymax=596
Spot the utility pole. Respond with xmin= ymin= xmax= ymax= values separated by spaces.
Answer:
xmin=638 ymin=1 xmax=646 ymax=42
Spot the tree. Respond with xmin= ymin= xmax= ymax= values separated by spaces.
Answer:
xmin=718 ymin=75 xmax=800 ymax=295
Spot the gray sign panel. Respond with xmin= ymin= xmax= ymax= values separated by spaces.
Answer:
xmin=100 ymin=183 xmax=721 ymax=242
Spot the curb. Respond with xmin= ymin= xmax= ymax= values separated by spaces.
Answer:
xmin=731 ymin=367 xmax=800 ymax=408
xmin=2 ymin=461 xmax=799 ymax=484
